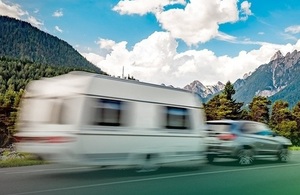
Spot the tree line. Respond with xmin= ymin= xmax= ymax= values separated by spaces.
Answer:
xmin=204 ymin=81 xmax=300 ymax=145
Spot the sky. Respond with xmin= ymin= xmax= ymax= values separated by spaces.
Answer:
xmin=1 ymin=0 xmax=300 ymax=88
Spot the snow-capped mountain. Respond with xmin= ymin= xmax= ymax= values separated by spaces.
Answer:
xmin=184 ymin=80 xmax=225 ymax=100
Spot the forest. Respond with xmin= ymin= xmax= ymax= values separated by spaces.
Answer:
xmin=0 ymin=57 xmax=300 ymax=147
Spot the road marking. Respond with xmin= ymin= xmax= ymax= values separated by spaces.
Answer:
xmin=5 ymin=166 xmax=91 ymax=175
xmin=7 ymin=162 xmax=300 ymax=195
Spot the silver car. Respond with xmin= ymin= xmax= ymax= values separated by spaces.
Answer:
xmin=205 ymin=120 xmax=292 ymax=165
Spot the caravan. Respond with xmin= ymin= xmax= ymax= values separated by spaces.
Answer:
xmin=15 ymin=71 xmax=207 ymax=168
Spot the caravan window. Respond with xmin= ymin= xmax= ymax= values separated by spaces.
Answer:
xmin=58 ymin=98 xmax=77 ymax=124
xmin=165 ymin=107 xmax=190 ymax=129
xmin=95 ymin=99 xmax=123 ymax=126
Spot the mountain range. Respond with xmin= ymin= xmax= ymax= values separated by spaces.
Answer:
xmin=184 ymin=50 xmax=300 ymax=108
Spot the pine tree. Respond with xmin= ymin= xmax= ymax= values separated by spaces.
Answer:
xmin=204 ymin=81 xmax=243 ymax=120
xmin=248 ymin=96 xmax=271 ymax=123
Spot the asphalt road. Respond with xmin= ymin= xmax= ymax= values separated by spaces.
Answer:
xmin=1 ymin=151 xmax=300 ymax=195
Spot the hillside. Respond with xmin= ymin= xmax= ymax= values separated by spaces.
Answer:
xmin=233 ymin=50 xmax=300 ymax=107
xmin=184 ymin=50 xmax=300 ymax=108
xmin=233 ymin=63 xmax=273 ymax=106
xmin=0 ymin=16 xmax=102 ymax=73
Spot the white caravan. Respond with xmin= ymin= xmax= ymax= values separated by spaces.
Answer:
xmin=15 ymin=71 xmax=207 ymax=168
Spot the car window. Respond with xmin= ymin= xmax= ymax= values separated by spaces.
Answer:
xmin=206 ymin=123 xmax=232 ymax=133
xmin=241 ymin=122 xmax=271 ymax=135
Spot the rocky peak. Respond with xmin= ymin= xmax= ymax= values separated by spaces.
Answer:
xmin=270 ymin=50 xmax=283 ymax=61
xmin=184 ymin=80 xmax=224 ymax=99
xmin=217 ymin=81 xmax=224 ymax=86
xmin=243 ymin=71 xmax=252 ymax=79
xmin=184 ymin=80 xmax=205 ymax=91
xmin=283 ymin=50 xmax=300 ymax=68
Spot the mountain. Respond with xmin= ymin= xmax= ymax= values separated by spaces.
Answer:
xmin=0 ymin=16 xmax=102 ymax=73
xmin=184 ymin=50 xmax=300 ymax=108
xmin=184 ymin=80 xmax=225 ymax=101
xmin=233 ymin=50 xmax=300 ymax=107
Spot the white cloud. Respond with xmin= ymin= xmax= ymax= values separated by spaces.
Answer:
xmin=53 ymin=9 xmax=63 ymax=17
xmin=285 ymin=25 xmax=300 ymax=34
xmin=0 ymin=0 xmax=27 ymax=18
xmin=96 ymin=38 xmax=116 ymax=50
xmin=155 ymin=0 xmax=237 ymax=45
xmin=113 ymin=0 xmax=186 ymax=15
xmin=113 ymin=0 xmax=252 ymax=46
xmin=216 ymin=32 xmax=237 ymax=42
xmin=0 ymin=0 xmax=43 ymax=29
xmin=27 ymin=16 xmax=43 ymax=28
xmin=55 ymin=25 xmax=63 ymax=33
xmin=240 ymin=1 xmax=252 ymax=21
xmin=82 ymin=52 xmax=104 ymax=65
xmin=82 ymin=31 xmax=300 ymax=88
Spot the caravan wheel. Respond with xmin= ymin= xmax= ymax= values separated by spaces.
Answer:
xmin=136 ymin=153 xmax=159 ymax=172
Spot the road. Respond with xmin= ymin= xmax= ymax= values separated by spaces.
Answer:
xmin=1 ymin=151 xmax=300 ymax=195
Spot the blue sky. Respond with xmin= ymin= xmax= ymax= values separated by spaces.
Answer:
xmin=1 ymin=0 xmax=300 ymax=87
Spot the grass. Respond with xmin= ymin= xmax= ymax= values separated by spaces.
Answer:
xmin=0 ymin=153 xmax=46 ymax=168
xmin=0 ymin=158 xmax=46 ymax=168
xmin=289 ymin=146 xmax=300 ymax=151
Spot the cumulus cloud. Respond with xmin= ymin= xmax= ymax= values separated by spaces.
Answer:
xmin=55 ymin=25 xmax=63 ymax=33
xmin=113 ymin=0 xmax=252 ymax=46
xmin=82 ymin=32 xmax=300 ymax=88
xmin=52 ymin=9 xmax=63 ymax=17
xmin=285 ymin=25 xmax=300 ymax=34
xmin=0 ymin=0 xmax=43 ymax=29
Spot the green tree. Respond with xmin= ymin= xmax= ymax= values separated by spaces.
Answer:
xmin=291 ymin=102 xmax=300 ymax=145
xmin=204 ymin=82 xmax=243 ymax=120
xmin=270 ymin=100 xmax=291 ymax=125
xmin=224 ymin=81 xmax=235 ymax=100
xmin=0 ymin=87 xmax=19 ymax=147
xmin=270 ymin=100 xmax=298 ymax=145
xmin=248 ymin=96 xmax=271 ymax=123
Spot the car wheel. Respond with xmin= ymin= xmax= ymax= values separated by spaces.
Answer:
xmin=238 ymin=149 xmax=254 ymax=165
xmin=207 ymin=154 xmax=215 ymax=163
xmin=278 ymin=148 xmax=289 ymax=162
